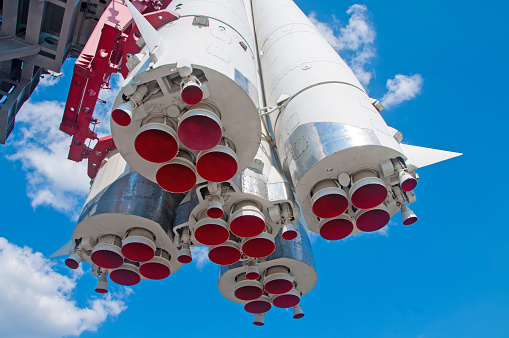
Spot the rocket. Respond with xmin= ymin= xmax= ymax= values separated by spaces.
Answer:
xmin=53 ymin=0 xmax=461 ymax=325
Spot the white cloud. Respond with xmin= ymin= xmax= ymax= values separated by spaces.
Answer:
xmin=7 ymin=100 xmax=90 ymax=217
xmin=6 ymin=72 xmax=123 ymax=217
xmin=0 ymin=237 xmax=128 ymax=338
xmin=190 ymin=246 xmax=209 ymax=270
xmin=93 ymin=73 xmax=123 ymax=138
xmin=381 ymin=74 xmax=424 ymax=109
xmin=309 ymin=4 xmax=376 ymax=86
xmin=37 ymin=73 xmax=62 ymax=88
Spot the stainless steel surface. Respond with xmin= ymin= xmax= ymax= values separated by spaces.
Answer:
xmin=267 ymin=218 xmax=315 ymax=270
xmin=79 ymin=169 xmax=184 ymax=235
xmin=219 ymin=218 xmax=315 ymax=278
xmin=284 ymin=122 xmax=380 ymax=186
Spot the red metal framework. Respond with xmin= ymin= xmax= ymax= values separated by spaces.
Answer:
xmin=59 ymin=0 xmax=178 ymax=178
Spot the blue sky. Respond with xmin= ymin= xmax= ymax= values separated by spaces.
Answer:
xmin=1 ymin=1 xmax=508 ymax=337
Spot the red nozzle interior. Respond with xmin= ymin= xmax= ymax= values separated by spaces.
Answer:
xmin=234 ymin=285 xmax=263 ymax=301
xmin=320 ymin=218 xmax=354 ymax=241
xmin=244 ymin=300 xmax=272 ymax=314
xmin=177 ymin=115 xmax=222 ymax=151
xmin=65 ymin=258 xmax=79 ymax=270
xmin=139 ymin=262 xmax=171 ymax=280
xmin=264 ymin=279 xmax=293 ymax=295
xmin=194 ymin=222 xmax=229 ymax=246
xmin=272 ymin=294 xmax=300 ymax=308
xmin=178 ymin=254 xmax=192 ymax=264
xmin=356 ymin=208 xmax=390 ymax=232
xmin=134 ymin=129 xmax=178 ymax=163
xmin=241 ymin=237 xmax=275 ymax=258
xmin=208 ymin=245 xmax=241 ymax=265
xmin=282 ymin=229 xmax=298 ymax=241
xmin=121 ymin=242 xmax=155 ymax=263
xmin=246 ymin=271 xmax=260 ymax=280
xmin=196 ymin=150 xmax=238 ymax=183
xmin=351 ymin=183 xmax=387 ymax=209
xmin=403 ymin=215 xmax=418 ymax=225
xmin=110 ymin=268 xmax=141 ymax=286
xmin=312 ymin=193 xmax=349 ymax=219
xmin=91 ymin=250 xmax=123 ymax=270
xmin=401 ymin=177 xmax=418 ymax=192
xmin=229 ymin=215 xmax=266 ymax=238
xmin=207 ymin=207 xmax=224 ymax=219
xmin=156 ymin=163 xmax=196 ymax=193
xmin=112 ymin=109 xmax=131 ymax=126
xmin=181 ymin=84 xmax=203 ymax=105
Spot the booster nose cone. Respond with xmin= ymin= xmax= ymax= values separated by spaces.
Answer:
xmin=311 ymin=180 xmax=349 ymax=219
xmin=244 ymin=295 xmax=272 ymax=314
xmin=134 ymin=118 xmax=179 ymax=163
xmin=271 ymin=289 xmax=301 ymax=308
xmin=121 ymin=228 xmax=156 ymax=263
xmin=139 ymin=249 xmax=172 ymax=280
xmin=241 ymin=233 xmax=275 ymax=259
xmin=194 ymin=218 xmax=229 ymax=246
xmin=177 ymin=108 xmax=222 ymax=151
xmin=355 ymin=204 xmax=391 ymax=232
xmin=208 ymin=240 xmax=242 ymax=265
xmin=156 ymin=152 xmax=197 ymax=193
xmin=91 ymin=235 xmax=124 ymax=270
xmin=111 ymin=101 xmax=134 ymax=127
xmin=110 ymin=261 xmax=141 ymax=286
xmin=350 ymin=170 xmax=388 ymax=210
xmin=319 ymin=215 xmax=354 ymax=241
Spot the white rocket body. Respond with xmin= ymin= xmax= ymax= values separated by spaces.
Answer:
xmin=71 ymin=150 xmax=185 ymax=285
xmin=252 ymin=0 xmax=459 ymax=237
xmin=111 ymin=0 xmax=261 ymax=193
xmin=54 ymin=0 xmax=461 ymax=323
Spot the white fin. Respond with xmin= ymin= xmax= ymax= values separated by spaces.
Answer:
xmin=400 ymin=144 xmax=462 ymax=168
xmin=125 ymin=0 xmax=161 ymax=56
xmin=49 ymin=240 xmax=74 ymax=259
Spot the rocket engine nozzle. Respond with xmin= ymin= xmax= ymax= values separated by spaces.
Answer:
xmin=139 ymin=248 xmax=172 ymax=280
xmin=181 ymin=76 xmax=204 ymax=106
xmin=134 ymin=116 xmax=179 ymax=164
xmin=91 ymin=235 xmax=124 ymax=270
xmin=177 ymin=106 xmax=222 ymax=151
xmin=95 ymin=274 xmax=108 ymax=294
xmin=244 ymin=295 xmax=272 ymax=314
xmin=319 ymin=215 xmax=354 ymax=241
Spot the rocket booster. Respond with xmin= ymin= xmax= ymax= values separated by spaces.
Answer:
xmin=252 ymin=0 xmax=460 ymax=238
xmin=110 ymin=0 xmax=261 ymax=193
xmin=56 ymin=0 xmax=461 ymax=325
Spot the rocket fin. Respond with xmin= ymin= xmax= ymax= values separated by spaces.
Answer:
xmin=125 ymin=0 xmax=161 ymax=56
xmin=49 ymin=240 xmax=74 ymax=259
xmin=400 ymin=144 xmax=462 ymax=168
